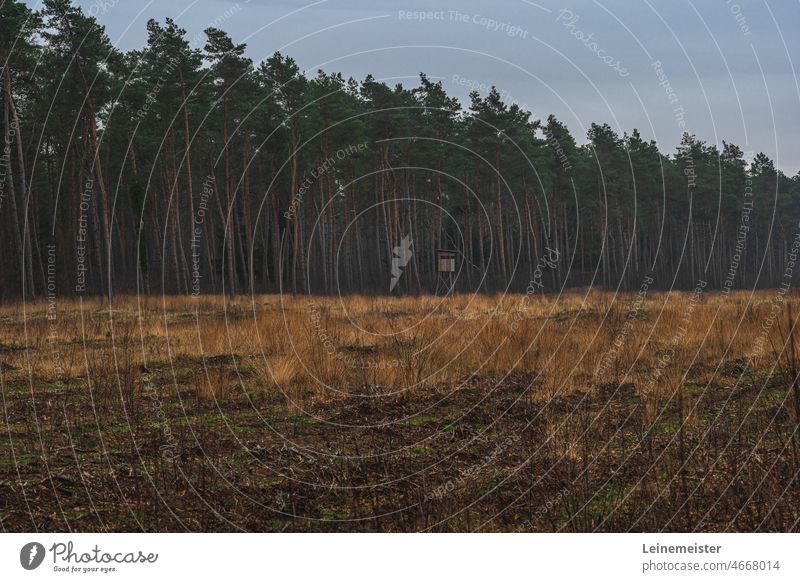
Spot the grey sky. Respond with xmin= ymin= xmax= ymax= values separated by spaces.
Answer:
xmin=59 ymin=0 xmax=800 ymax=174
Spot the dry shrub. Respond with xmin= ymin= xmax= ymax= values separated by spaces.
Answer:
xmin=2 ymin=292 xmax=799 ymax=411
xmin=194 ymin=366 xmax=235 ymax=401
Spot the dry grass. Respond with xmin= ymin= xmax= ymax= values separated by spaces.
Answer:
xmin=0 ymin=290 xmax=792 ymax=402
xmin=1 ymin=290 xmax=799 ymax=532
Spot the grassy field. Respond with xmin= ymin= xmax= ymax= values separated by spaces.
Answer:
xmin=1 ymin=290 xmax=799 ymax=531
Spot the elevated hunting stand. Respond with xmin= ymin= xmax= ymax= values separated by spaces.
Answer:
xmin=435 ymin=249 xmax=457 ymax=296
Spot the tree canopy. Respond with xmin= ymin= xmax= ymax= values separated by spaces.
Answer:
xmin=1 ymin=0 xmax=798 ymax=300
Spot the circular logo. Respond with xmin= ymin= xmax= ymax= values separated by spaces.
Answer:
xmin=20 ymin=542 xmax=46 ymax=570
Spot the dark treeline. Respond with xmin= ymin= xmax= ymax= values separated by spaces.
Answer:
xmin=2 ymin=0 xmax=799 ymax=300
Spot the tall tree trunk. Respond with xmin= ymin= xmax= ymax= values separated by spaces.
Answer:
xmin=223 ymin=99 xmax=236 ymax=295
xmin=242 ymin=130 xmax=254 ymax=291
xmin=3 ymin=65 xmax=36 ymax=300
xmin=2 ymin=71 xmax=27 ymax=298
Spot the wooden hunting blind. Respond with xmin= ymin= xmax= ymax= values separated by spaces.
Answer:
xmin=437 ymin=250 xmax=456 ymax=273
xmin=435 ymin=249 xmax=457 ymax=295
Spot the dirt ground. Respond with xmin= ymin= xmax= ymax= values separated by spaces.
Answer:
xmin=1 ymin=292 xmax=799 ymax=531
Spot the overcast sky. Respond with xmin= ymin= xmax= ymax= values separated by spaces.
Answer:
xmin=41 ymin=0 xmax=800 ymax=174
